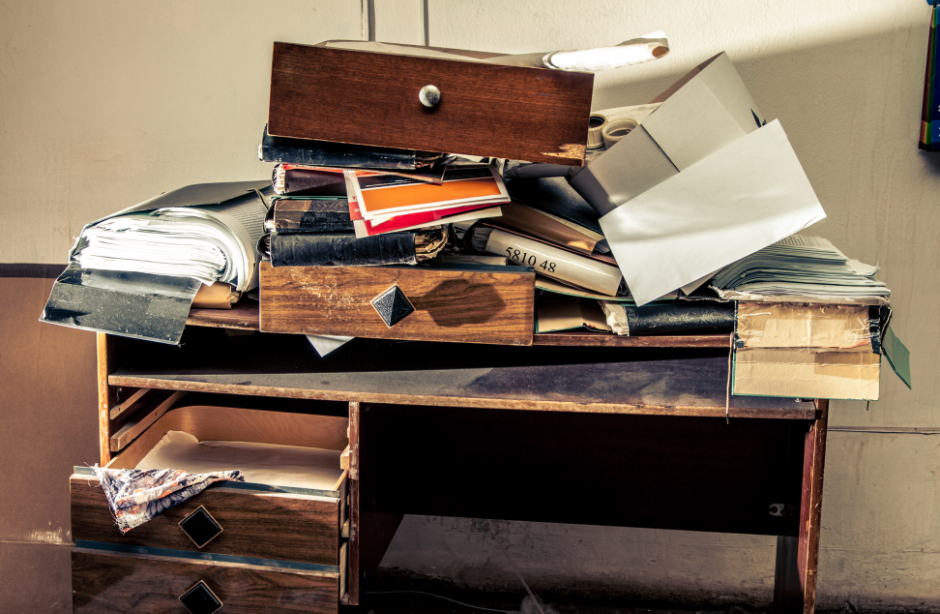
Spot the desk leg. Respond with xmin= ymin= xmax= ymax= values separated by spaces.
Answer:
xmin=96 ymin=333 xmax=116 ymax=466
xmin=774 ymin=399 xmax=829 ymax=614
xmin=348 ymin=401 xmax=404 ymax=606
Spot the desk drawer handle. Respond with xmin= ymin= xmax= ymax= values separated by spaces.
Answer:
xmin=419 ymin=84 xmax=441 ymax=108
xmin=371 ymin=285 xmax=415 ymax=327
xmin=179 ymin=580 xmax=223 ymax=614
xmin=179 ymin=505 xmax=224 ymax=549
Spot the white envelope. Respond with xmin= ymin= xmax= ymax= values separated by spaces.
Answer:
xmin=599 ymin=120 xmax=826 ymax=306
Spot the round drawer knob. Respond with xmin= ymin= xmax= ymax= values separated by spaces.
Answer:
xmin=419 ymin=85 xmax=441 ymax=108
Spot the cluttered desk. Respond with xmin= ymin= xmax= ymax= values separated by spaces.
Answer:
xmin=42 ymin=36 xmax=910 ymax=614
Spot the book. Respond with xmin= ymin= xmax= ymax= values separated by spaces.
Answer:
xmin=71 ymin=182 xmax=271 ymax=292
xmin=273 ymin=163 xmax=448 ymax=196
xmin=264 ymin=197 xmax=353 ymax=234
xmin=41 ymin=181 xmax=271 ymax=344
xmin=259 ymin=124 xmax=445 ymax=169
xmin=346 ymin=180 xmax=501 ymax=238
xmin=469 ymin=226 xmax=623 ymax=296
xmin=263 ymin=227 xmax=447 ymax=267
xmin=349 ymin=165 xmax=510 ymax=221
xmin=921 ymin=3 xmax=940 ymax=151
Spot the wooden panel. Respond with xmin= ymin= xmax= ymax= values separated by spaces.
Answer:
xmin=268 ymin=42 xmax=594 ymax=165
xmin=72 ymin=478 xmax=340 ymax=565
xmin=106 ymin=405 xmax=348 ymax=470
xmin=72 ymin=548 xmax=338 ymax=614
xmin=346 ymin=402 xmax=402 ymax=607
xmin=799 ymin=399 xmax=828 ymax=613
xmin=107 ymin=333 xmax=815 ymax=419
xmin=260 ymin=263 xmax=535 ymax=345
xmin=187 ymin=302 xmax=734 ymax=348
xmin=187 ymin=302 xmax=261 ymax=331
xmin=358 ymin=403 xmax=807 ymax=536
xmin=97 ymin=333 xmax=115 ymax=465
xmin=533 ymin=331 xmax=731 ymax=347
xmin=110 ymin=390 xmax=186 ymax=452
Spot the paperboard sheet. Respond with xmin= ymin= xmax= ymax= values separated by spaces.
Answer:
xmin=137 ymin=431 xmax=343 ymax=491
xmin=736 ymin=303 xmax=873 ymax=350
xmin=733 ymin=348 xmax=881 ymax=400
xmin=599 ymin=120 xmax=826 ymax=306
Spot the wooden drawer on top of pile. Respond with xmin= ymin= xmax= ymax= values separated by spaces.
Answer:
xmin=268 ymin=41 xmax=595 ymax=166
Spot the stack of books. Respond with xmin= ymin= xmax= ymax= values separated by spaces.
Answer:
xmin=258 ymin=128 xmax=509 ymax=268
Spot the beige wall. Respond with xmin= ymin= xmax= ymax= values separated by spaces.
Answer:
xmin=2 ymin=0 xmax=938 ymax=610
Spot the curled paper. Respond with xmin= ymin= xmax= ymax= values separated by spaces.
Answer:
xmin=322 ymin=33 xmax=669 ymax=73
xmin=544 ymin=32 xmax=670 ymax=72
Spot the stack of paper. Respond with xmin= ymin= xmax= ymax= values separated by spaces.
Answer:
xmin=346 ymin=165 xmax=508 ymax=237
xmin=711 ymin=235 xmax=890 ymax=305
xmin=76 ymin=197 xmax=266 ymax=293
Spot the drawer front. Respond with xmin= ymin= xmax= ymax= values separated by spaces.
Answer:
xmin=73 ymin=546 xmax=338 ymax=614
xmin=259 ymin=263 xmax=535 ymax=345
xmin=72 ymin=477 xmax=342 ymax=566
xmin=268 ymin=42 xmax=594 ymax=166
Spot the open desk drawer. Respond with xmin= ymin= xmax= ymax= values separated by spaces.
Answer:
xmin=260 ymin=262 xmax=536 ymax=345
xmin=268 ymin=42 xmax=594 ymax=166
xmin=72 ymin=405 xmax=349 ymax=613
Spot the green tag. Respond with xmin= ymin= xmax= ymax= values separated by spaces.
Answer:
xmin=882 ymin=326 xmax=912 ymax=389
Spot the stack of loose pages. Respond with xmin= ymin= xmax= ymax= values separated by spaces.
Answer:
xmin=711 ymin=235 xmax=890 ymax=305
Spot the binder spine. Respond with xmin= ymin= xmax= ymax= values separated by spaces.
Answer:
xmin=921 ymin=4 xmax=940 ymax=151
xmin=269 ymin=233 xmax=417 ymax=267
xmin=260 ymin=125 xmax=420 ymax=169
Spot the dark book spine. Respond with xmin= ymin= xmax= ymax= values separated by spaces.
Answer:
xmin=625 ymin=303 xmax=735 ymax=336
xmin=260 ymin=125 xmax=419 ymax=169
xmin=271 ymin=202 xmax=354 ymax=233
xmin=269 ymin=233 xmax=417 ymax=267
xmin=922 ymin=5 xmax=939 ymax=151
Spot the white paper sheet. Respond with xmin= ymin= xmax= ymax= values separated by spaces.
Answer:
xmin=599 ymin=120 xmax=826 ymax=306
xmin=323 ymin=33 xmax=668 ymax=72
xmin=137 ymin=431 xmax=343 ymax=491
xmin=570 ymin=51 xmax=764 ymax=215
xmin=307 ymin=334 xmax=354 ymax=357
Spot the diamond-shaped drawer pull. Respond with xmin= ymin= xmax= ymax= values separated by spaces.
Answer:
xmin=179 ymin=506 xmax=223 ymax=549
xmin=370 ymin=284 xmax=415 ymax=328
xmin=179 ymin=580 xmax=223 ymax=614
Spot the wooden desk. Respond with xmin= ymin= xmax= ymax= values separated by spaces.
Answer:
xmin=91 ymin=305 xmax=828 ymax=614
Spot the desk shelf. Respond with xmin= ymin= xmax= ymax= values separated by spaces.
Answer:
xmin=106 ymin=325 xmax=808 ymax=420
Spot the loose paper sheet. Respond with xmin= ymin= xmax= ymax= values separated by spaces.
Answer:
xmin=599 ymin=120 xmax=826 ymax=306
xmin=323 ymin=33 xmax=669 ymax=72
xmin=137 ymin=431 xmax=343 ymax=491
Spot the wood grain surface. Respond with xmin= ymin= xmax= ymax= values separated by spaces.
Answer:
xmin=108 ymin=345 xmax=816 ymax=420
xmin=187 ymin=302 xmax=262 ymax=331
xmin=533 ymin=331 xmax=731 ymax=347
xmin=72 ymin=478 xmax=341 ymax=565
xmin=97 ymin=333 xmax=115 ymax=465
xmin=106 ymin=405 xmax=348 ymax=470
xmin=188 ymin=300 xmax=734 ymax=348
xmin=109 ymin=390 xmax=186 ymax=452
xmin=72 ymin=548 xmax=338 ymax=614
xmin=268 ymin=42 xmax=594 ymax=165
xmin=260 ymin=263 xmax=535 ymax=345
xmin=346 ymin=401 xmax=403 ymax=606
xmin=797 ymin=399 xmax=829 ymax=614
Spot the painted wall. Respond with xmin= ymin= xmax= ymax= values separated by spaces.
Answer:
xmin=1 ymin=0 xmax=938 ymax=610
